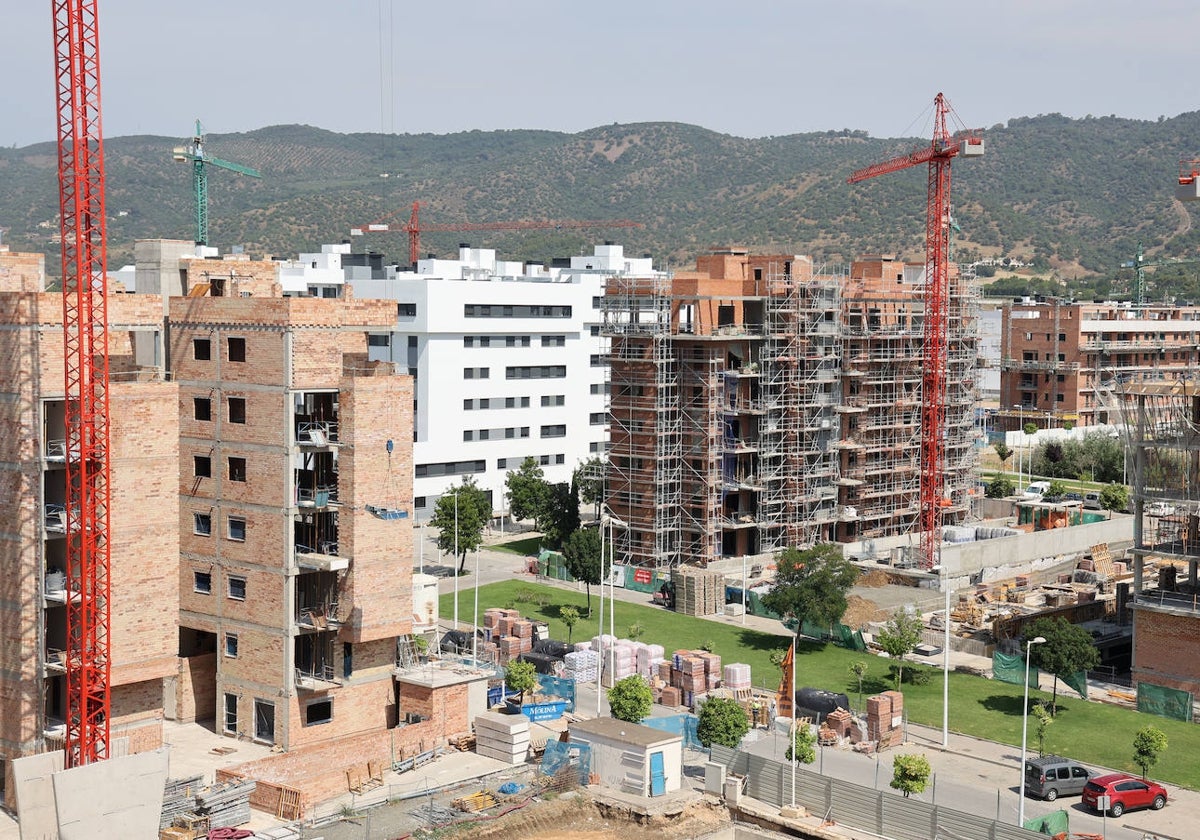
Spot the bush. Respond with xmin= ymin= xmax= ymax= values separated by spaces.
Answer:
xmin=514 ymin=586 xmax=537 ymax=603
xmin=986 ymin=475 xmax=1015 ymax=498
xmin=696 ymin=697 xmax=750 ymax=748
xmin=909 ymin=667 xmax=933 ymax=686
xmin=608 ymin=675 xmax=653 ymax=723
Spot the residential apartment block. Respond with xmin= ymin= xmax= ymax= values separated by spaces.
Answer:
xmin=170 ymin=293 xmax=414 ymax=749
xmin=356 ymin=243 xmax=660 ymax=518
xmin=0 ymin=249 xmax=178 ymax=800
xmin=999 ymin=298 xmax=1200 ymax=429
xmin=602 ymin=249 xmax=978 ymax=568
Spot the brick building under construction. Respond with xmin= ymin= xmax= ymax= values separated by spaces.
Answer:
xmin=601 ymin=249 xmax=978 ymax=568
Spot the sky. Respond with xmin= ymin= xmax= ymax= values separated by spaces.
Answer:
xmin=2 ymin=0 xmax=1198 ymax=148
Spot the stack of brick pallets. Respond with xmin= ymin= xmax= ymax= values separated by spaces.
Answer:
xmin=866 ymin=690 xmax=904 ymax=748
xmin=671 ymin=566 xmax=723 ymax=616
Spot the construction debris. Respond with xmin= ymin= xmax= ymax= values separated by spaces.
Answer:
xmin=160 ymin=776 xmax=256 ymax=837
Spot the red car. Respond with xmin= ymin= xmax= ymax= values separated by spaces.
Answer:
xmin=1082 ymin=773 xmax=1168 ymax=817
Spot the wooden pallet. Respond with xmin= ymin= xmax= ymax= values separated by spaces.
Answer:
xmin=452 ymin=790 xmax=498 ymax=813
xmin=276 ymin=785 xmax=302 ymax=821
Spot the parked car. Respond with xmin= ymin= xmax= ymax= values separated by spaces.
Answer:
xmin=1064 ymin=492 xmax=1083 ymax=503
xmin=1024 ymin=755 xmax=1092 ymax=801
xmin=1022 ymin=481 xmax=1051 ymax=499
xmin=1145 ymin=502 xmax=1176 ymax=517
xmin=1082 ymin=773 xmax=1168 ymax=817
xmin=1083 ymin=491 xmax=1102 ymax=510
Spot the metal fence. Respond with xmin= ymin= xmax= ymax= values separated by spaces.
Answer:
xmin=710 ymin=745 xmax=1046 ymax=840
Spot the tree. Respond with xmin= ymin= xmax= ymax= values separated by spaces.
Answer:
xmin=506 ymin=457 xmax=548 ymax=524
xmin=761 ymin=543 xmax=859 ymax=633
xmin=786 ymin=722 xmax=816 ymax=764
xmin=986 ymin=475 xmax=1015 ymax=499
xmin=1132 ymin=726 xmax=1168 ymax=779
xmin=848 ymin=661 xmax=870 ymax=710
xmin=1032 ymin=700 xmax=1053 ymax=757
xmin=559 ymin=606 xmax=580 ymax=644
xmin=696 ymin=697 xmax=750 ymax=748
xmin=1024 ymin=616 xmax=1100 ymax=715
xmin=993 ymin=441 xmax=1013 ymax=474
xmin=430 ymin=477 xmax=490 ymax=573
xmin=540 ymin=481 xmax=580 ymax=548
xmin=608 ymin=675 xmax=652 ymax=723
xmin=574 ymin=456 xmax=605 ymax=519
xmin=876 ymin=610 xmax=923 ymax=689
xmin=890 ymin=754 xmax=932 ymax=798
xmin=505 ymin=659 xmax=537 ymax=704
xmin=1100 ymin=482 xmax=1128 ymax=512
xmin=1045 ymin=479 xmax=1069 ymax=500
xmin=561 ymin=526 xmax=609 ymax=616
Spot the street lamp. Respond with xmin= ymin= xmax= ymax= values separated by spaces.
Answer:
xmin=1012 ymin=405 xmax=1024 ymax=492
xmin=1017 ymin=635 xmax=1047 ymax=825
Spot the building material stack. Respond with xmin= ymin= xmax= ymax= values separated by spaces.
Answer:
xmin=160 ymin=775 xmax=256 ymax=837
xmin=671 ymin=566 xmax=724 ymax=616
xmin=473 ymin=710 xmax=531 ymax=765
xmin=723 ymin=663 xmax=752 ymax=699
xmin=865 ymin=690 xmax=904 ymax=749
xmin=636 ymin=643 xmax=665 ymax=679
xmin=564 ymin=648 xmax=599 ymax=682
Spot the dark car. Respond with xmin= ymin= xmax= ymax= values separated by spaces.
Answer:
xmin=1024 ymin=755 xmax=1092 ymax=800
xmin=1082 ymin=773 xmax=1167 ymax=817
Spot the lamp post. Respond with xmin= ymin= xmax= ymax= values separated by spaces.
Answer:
xmin=452 ymin=491 xmax=459 ymax=629
xmin=1012 ymin=405 xmax=1024 ymax=492
xmin=1017 ymin=635 xmax=1047 ymax=825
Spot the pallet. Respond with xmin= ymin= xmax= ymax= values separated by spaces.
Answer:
xmin=276 ymin=785 xmax=302 ymax=821
xmin=452 ymin=790 xmax=498 ymax=813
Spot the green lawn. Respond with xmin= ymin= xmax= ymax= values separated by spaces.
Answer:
xmin=488 ymin=535 xmax=546 ymax=556
xmin=444 ymin=580 xmax=1200 ymax=789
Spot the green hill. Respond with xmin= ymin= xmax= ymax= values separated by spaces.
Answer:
xmin=4 ymin=114 xmax=1199 ymax=292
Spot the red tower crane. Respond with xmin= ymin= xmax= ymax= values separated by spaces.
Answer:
xmin=351 ymin=201 xmax=644 ymax=265
xmin=847 ymin=93 xmax=984 ymax=570
xmin=52 ymin=0 xmax=113 ymax=766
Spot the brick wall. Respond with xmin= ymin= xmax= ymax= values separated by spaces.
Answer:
xmin=0 ymin=251 xmax=46 ymax=293
xmin=176 ymin=653 xmax=217 ymax=722
xmin=1132 ymin=607 xmax=1200 ymax=693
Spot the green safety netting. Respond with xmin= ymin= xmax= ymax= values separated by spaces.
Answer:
xmin=1061 ymin=669 xmax=1089 ymax=700
xmin=993 ymin=652 xmax=1040 ymax=688
xmin=1023 ymin=808 xmax=1069 ymax=837
xmin=1137 ymin=681 xmax=1194 ymax=722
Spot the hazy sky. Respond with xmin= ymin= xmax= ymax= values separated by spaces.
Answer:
xmin=3 ymin=1 xmax=1198 ymax=148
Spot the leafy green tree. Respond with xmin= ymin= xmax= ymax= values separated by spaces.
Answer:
xmin=540 ymin=481 xmax=580 ymax=548
xmin=608 ymin=675 xmax=653 ymax=723
xmin=890 ymin=754 xmax=932 ymax=798
xmin=848 ymin=661 xmax=870 ymax=710
xmin=993 ymin=441 xmax=1013 ymax=474
xmin=1032 ymin=700 xmax=1054 ymax=757
xmin=761 ymin=544 xmax=859 ymax=633
xmin=786 ymin=722 xmax=816 ymax=764
xmin=506 ymin=457 xmax=548 ymax=524
xmin=430 ymin=477 xmax=490 ymax=573
xmin=1046 ymin=479 xmax=1069 ymax=500
xmin=559 ymin=606 xmax=580 ymax=644
xmin=505 ymin=659 xmax=537 ymax=704
xmin=573 ymin=456 xmax=605 ymax=519
xmin=561 ymin=526 xmax=609 ymax=616
xmin=986 ymin=475 xmax=1015 ymax=499
xmin=1025 ymin=616 xmax=1100 ymax=715
xmin=696 ymin=697 xmax=750 ymax=748
xmin=1100 ymin=483 xmax=1128 ymax=512
xmin=1132 ymin=726 xmax=1168 ymax=779
xmin=876 ymin=611 xmax=924 ymax=689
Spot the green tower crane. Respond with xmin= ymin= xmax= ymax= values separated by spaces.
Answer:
xmin=172 ymin=120 xmax=261 ymax=246
xmin=1121 ymin=241 xmax=1200 ymax=307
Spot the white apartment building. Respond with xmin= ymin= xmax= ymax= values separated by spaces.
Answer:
xmin=354 ymin=243 xmax=661 ymax=519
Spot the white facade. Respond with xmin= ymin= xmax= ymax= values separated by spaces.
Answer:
xmin=354 ymin=243 xmax=661 ymax=519
xmin=278 ymin=242 xmax=351 ymax=297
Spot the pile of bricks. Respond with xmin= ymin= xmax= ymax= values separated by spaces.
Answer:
xmin=866 ymin=690 xmax=905 ymax=748
xmin=482 ymin=608 xmax=536 ymax=663
xmin=653 ymin=649 xmax=724 ymax=708
xmin=671 ymin=566 xmax=724 ymax=616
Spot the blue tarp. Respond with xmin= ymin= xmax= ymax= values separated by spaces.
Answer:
xmin=540 ymin=739 xmax=591 ymax=786
xmin=537 ymin=673 xmax=577 ymax=712
xmin=640 ymin=714 xmax=705 ymax=752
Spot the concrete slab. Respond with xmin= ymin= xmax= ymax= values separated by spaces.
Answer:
xmin=11 ymin=750 xmax=63 ymax=840
xmin=52 ymin=748 xmax=168 ymax=840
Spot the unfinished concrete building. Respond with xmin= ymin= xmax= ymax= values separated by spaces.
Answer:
xmin=170 ymin=291 xmax=415 ymax=749
xmin=1108 ymin=379 xmax=1200 ymax=696
xmin=0 ymin=249 xmax=178 ymax=800
xmin=602 ymin=249 xmax=978 ymax=567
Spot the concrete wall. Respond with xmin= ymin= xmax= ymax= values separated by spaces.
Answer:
xmin=52 ymin=747 xmax=168 ymax=839
xmin=568 ymin=731 xmax=682 ymax=796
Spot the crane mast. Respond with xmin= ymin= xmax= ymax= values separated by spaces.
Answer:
xmin=52 ymin=0 xmax=113 ymax=767
xmin=848 ymin=94 xmax=983 ymax=570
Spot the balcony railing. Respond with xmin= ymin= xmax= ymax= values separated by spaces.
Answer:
xmin=296 ymin=602 xmax=343 ymax=631
xmin=44 ymin=505 xmax=67 ymax=535
xmin=1134 ymin=588 xmax=1200 ymax=615
xmin=295 ymin=664 xmax=342 ymax=691
xmin=297 ymin=485 xmax=339 ymax=508
xmin=44 ymin=648 xmax=67 ymax=675
xmin=296 ymin=421 xmax=339 ymax=446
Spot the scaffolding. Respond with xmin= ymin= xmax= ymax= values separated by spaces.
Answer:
xmin=943 ymin=264 xmax=981 ymax=523
xmin=602 ymin=275 xmax=681 ymax=568
xmin=758 ymin=263 xmax=842 ymax=552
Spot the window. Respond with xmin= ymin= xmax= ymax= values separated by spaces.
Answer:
xmin=414 ymin=460 xmax=485 ymax=478
xmin=506 ymin=365 xmax=566 ymax=379
xmin=590 ymin=354 xmax=609 ymax=367
xmin=367 ymin=333 xmax=390 ymax=347
xmin=194 ymin=397 xmax=211 ymax=421
xmin=194 ymin=570 xmax=212 ymax=593
xmin=194 ymin=455 xmax=212 ymax=478
xmin=590 ymin=412 xmax=607 ymax=425
xmin=228 ymin=575 xmax=247 ymax=600
xmin=223 ymin=693 xmax=238 ymax=734
xmin=193 ymin=512 xmax=212 ymax=536
xmin=589 ymin=441 xmax=607 ymax=453
xmin=305 ymin=699 xmax=333 ymax=726
xmin=1058 ymin=333 xmax=1067 ymax=341
xmin=254 ymin=699 xmax=275 ymax=744
xmin=590 ymin=325 xmax=601 ymax=336
xmin=540 ymin=424 xmax=566 ymax=438
xmin=227 ymin=516 xmax=246 ymax=541
xmin=227 ymin=337 xmax=246 ymax=362
xmin=541 ymin=394 xmax=565 ymax=407
xmin=464 ymin=304 xmax=571 ymax=318
xmin=590 ymin=383 xmax=609 ymax=395
xmin=463 ymin=431 xmax=474 ymax=442
xmin=1056 ymin=394 xmax=1065 ymax=402
xmin=463 ymin=367 xmax=490 ymax=380
xmin=229 ymin=457 xmax=247 ymax=482
xmin=228 ymin=397 xmax=246 ymax=424
xmin=414 ymin=496 xmax=426 ymax=509
xmin=193 ymin=338 xmax=211 ymax=361
xmin=397 ymin=303 xmax=417 ymax=317
xmin=463 ymin=336 xmax=474 ymax=347
xmin=542 ymin=334 xmax=566 ymax=347
xmin=225 ymin=633 xmax=239 ymax=657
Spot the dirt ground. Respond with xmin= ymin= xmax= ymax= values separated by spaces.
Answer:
xmin=459 ymin=796 xmax=730 ymax=840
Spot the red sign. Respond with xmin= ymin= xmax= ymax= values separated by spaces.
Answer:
xmin=633 ymin=568 xmax=652 ymax=584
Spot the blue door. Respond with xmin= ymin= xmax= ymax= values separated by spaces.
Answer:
xmin=649 ymin=751 xmax=665 ymax=797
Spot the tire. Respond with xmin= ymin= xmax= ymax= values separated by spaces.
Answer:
xmin=1152 ymin=795 xmax=1165 ymax=810
xmin=1044 ymin=788 xmax=1058 ymax=802
xmin=1109 ymin=801 xmax=1124 ymax=818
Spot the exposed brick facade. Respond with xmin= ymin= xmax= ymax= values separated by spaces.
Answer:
xmin=1132 ymin=607 xmax=1200 ymax=694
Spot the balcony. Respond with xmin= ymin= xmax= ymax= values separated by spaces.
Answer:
xmin=295 ymin=542 xmax=348 ymax=572
xmin=44 ymin=505 xmax=67 ymax=536
xmin=294 ymin=664 xmax=343 ymax=691
xmin=1134 ymin=588 xmax=1200 ymax=616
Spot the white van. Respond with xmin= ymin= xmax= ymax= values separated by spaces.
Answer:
xmin=1023 ymin=481 xmax=1051 ymax=499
